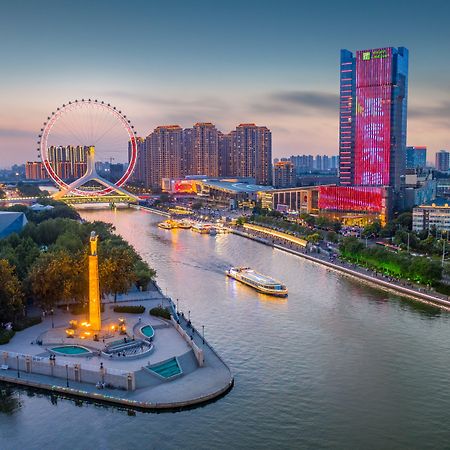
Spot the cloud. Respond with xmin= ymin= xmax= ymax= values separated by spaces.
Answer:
xmin=103 ymin=90 xmax=229 ymax=112
xmin=251 ymin=90 xmax=339 ymax=116
xmin=0 ymin=127 xmax=36 ymax=138
xmin=409 ymin=100 xmax=450 ymax=125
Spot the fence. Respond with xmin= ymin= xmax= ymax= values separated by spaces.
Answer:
xmin=1 ymin=351 xmax=135 ymax=391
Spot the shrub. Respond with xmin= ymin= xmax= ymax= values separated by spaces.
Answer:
xmin=13 ymin=316 xmax=42 ymax=331
xmin=113 ymin=305 xmax=145 ymax=314
xmin=149 ymin=306 xmax=171 ymax=320
xmin=433 ymin=281 xmax=450 ymax=296
xmin=0 ymin=329 xmax=15 ymax=345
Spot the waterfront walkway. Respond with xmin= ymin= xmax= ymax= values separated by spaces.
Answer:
xmin=231 ymin=227 xmax=450 ymax=310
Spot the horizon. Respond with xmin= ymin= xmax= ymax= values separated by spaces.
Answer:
xmin=1 ymin=0 xmax=449 ymax=168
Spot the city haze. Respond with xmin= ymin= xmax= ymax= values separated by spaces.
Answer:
xmin=0 ymin=0 xmax=449 ymax=167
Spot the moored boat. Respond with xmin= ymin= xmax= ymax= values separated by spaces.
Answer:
xmin=158 ymin=220 xmax=178 ymax=229
xmin=226 ymin=267 xmax=288 ymax=297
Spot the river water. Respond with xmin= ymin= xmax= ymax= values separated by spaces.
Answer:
xmin=2 ymin=208 xmax=450 ymax=450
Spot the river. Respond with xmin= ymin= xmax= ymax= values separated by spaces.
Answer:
xmin=2 ymin=207 xmax=450 ymax=450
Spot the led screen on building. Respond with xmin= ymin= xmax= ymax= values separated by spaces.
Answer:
xmin=318 ymin=186 xmax=384 ymax=212
xmin=354 ymin=48 xmax=392 ymax=186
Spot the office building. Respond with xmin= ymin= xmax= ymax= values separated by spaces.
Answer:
xmin=129 ymin=137 xmax=146 ymax=184
xmin=145 ymin=125 xmax=183 ymax=189
xmin=406 ymin=146 xmax=427 ymax=170
xmin=339 ymin=47 xmax=408 ymax=191
xmin=435 ymin=150 xmax=450 ymax=172
xmin=233 ymin=123 xmax=272 ymax=185
xmin=273 ymin=161 xmax=296 ymax=188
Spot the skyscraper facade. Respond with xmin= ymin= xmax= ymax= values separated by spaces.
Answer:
xmin=435 ymin=150 xmax=450 ymax=172
xmin=339 ymin=47 xmax=409 ymax=191
xmin=192 ymin=123 xmax=219 ymax=177
xmin=218 ymin=132 xmax=233 ymax=177
xmin=273 ymin=161 xmax=296 ymax=188
xmin=145 ymin=125 xmax=183 ymax=189
xmin=406 ymin=146 xmax=427 ymax=170
xmin=233 ymin=124 xmax=272 ymax=185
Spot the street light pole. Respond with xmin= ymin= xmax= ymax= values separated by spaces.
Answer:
xmin=16 ymin=355 xmax=20 ymax=379
xmin=202 ymin=325 xmax=205 ymax=344
xmin=442 ymin=239 xmax=446 ymax=268
xmin=66 ymin=364 xmax=69 ymax=387
xmin=51 ymin=308 xmax=54 ymax=329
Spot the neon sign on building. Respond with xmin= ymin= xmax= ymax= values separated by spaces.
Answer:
xmin=354 ymin=47 xmax=393 ymax=186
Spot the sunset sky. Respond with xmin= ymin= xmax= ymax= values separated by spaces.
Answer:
xmin=0 ymin=0 xmax=449 ymax=167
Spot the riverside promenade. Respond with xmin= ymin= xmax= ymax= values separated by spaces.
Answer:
xmin=0 ymin=293 xmax=233 ymax=411
xmin=231 ymin=226 xmax=450 ymax=311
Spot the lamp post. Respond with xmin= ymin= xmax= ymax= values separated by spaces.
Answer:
xmin=51 ymin=308 xmax=54 ymax=329
xmin=188 ymin=310 xmax=191 ymax=324
xmin=16 ymin=355 xmax=20 ymax=379
xmin=65 ymin=364 xmax=69 ymax=387
xmin=202 ymin=325 xmax=205 ymax=344
xmin=176 ymin=299 xmax=179 ymax=313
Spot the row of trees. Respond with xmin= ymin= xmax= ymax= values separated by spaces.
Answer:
xmin=339 ymin=237 xmax=442 ymax=284
xmin=0 ymin=205 xmax=156 ymax=322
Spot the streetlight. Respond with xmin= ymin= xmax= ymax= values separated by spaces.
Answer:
xmin=65 ymin=364 xmax=69 ymax=387
xmin=188 ymin=310 xmax=191 ymax=325
xmin=51 ymin=308 xmax=54 ymax=329
xmin=176 ymin=299 xmax=179 ymax=313
xmin=16 ymin=355 xmax=20 ymax=379
xmin=202 ymin=325 xmax=205 ymax=344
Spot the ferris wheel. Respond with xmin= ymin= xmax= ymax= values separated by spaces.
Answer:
xmin=37 ymin=99 xmax=138 ymax=196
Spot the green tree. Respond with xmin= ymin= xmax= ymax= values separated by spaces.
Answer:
xmin=134 ymin=259 xmax=156 ymax=291
xmin=0 ymin=260 xmax=24 ymax=323
xmin=99 ymin=246 xmax=136 ymax=301
xmin=27 ymin=250 xmax=85 ymax=310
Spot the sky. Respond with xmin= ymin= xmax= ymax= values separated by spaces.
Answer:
xmin=0 ymin=0 xmax=449 ymax=167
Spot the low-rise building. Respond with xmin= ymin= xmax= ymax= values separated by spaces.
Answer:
xmin=0 ymin=212 xmax=28 ymax=238
xmin=413 ymin=199 xmax=450 ymax=232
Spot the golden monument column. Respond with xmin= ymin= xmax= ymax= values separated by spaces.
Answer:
xmin=88 ymin=231 xmax=101 ymax=331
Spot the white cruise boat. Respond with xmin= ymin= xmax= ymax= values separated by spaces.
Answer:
xmin=226 ymin=267 xmax=288 ymax=297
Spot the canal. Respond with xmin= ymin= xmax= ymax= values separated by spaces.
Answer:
xmin=2 ymin=207 xmax=450 ymax=449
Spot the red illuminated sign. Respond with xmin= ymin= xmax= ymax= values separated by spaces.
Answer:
xmin=318 ymin=186 xmax=383 ymax=213
xmin=354 ymin=48 xmax=392 ymax=186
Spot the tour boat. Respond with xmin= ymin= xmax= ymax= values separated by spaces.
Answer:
xmin=158 ymin=220 xmax=178 ymax=230
xmin=178 ymin=220 xmax=192 ymax=229
xmin=226 ymin=267 xmax=288 ymax=297
xmin=191 ymin=223 xmax=212 ymax=234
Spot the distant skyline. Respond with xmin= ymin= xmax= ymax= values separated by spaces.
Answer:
xmin=1 ymin=0 xmax=449 ymax=168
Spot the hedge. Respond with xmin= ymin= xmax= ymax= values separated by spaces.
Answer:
xmin=0 ymin=329 xmax=15 ymax=345
xmin=149 ymin=306 xmax=171 ymax=320
xmin=13 ymin=316 xmax=42 ymax=331
xmin=113 ymin=305 xmax=145 ymax=314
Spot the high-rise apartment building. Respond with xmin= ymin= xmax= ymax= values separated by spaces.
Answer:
xmin=129 ymin=137 xmax=146 ymax=184
xmin=192 ymin=123 xmax=219 ymax=177
xmin=25 ymin=161 xmax=49 ymax=180
xmin=233 ymin=124 xmax=272 ymax=185
xmin=406 ymin=146 xmax=427 ymax=170
xmin=273 ymin=161 xmax=296 ymax=188
xmin=339 ymin=47 xmax=409 ymax=191
xmin=218 ymin=132 xmax=233 ymax=177
xmin=435 ymin=150 xmax=450 ymax=172
xmin=145 ymin=125 xmax=183 ymax=189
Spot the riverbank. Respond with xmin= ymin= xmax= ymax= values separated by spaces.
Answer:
xmin=231 ymin=227 xmax=450 ymax=311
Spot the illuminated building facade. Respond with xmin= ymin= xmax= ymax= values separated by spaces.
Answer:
xmin=145 ymin=125 xmax=183 ymax=189
xmin=273 ymin=161 xmax=296 ymax=188
xmin=192 ymin=123 xmax=219 ymax=177
xmin=339 ymin=47 xmax=408 ymax=191
xmin=25 ymin=161 xmax=49 ymax=180
xmin=233 ymin=124 xmax=272 ymax=185
xmin=218 ymin=132 xmax=233 ymax=177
